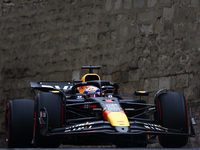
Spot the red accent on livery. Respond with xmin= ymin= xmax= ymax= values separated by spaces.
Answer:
xmin=79 ymin=105 xmax=97 ymax=108
xmin=90 ymin=105 xmax=97 ymax=108
xmin=120 ymin=111 xmax=125 ymax=114
xmin=5 ymin=103 xmax=10 ymax=146
xmin=79 ymin=106 xmax=84 ymax=108
xmin=8 ymin=111 xmax=10 ymax=124
xmin=7 ymin=103 xmax=9 ymax=108
xmin=105 ymin=99 xmax=113 ymax=102
xmin=103 ymin=111 xmax=111 ymax=121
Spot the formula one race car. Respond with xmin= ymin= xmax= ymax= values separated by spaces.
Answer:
xmin=5 ymin=66 xmax=195 ymax=148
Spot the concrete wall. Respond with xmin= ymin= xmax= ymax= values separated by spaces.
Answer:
xmin=0 ymin=0 xmax=200 ymax=147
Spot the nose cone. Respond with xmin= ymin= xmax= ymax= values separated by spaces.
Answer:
xmin=103 ymin=111 xmax=130 ymax=126
xmin=115 ymin=126 xmax=130 ymax=132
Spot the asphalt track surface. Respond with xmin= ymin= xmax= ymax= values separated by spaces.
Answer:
xmin=1 ymin=146 xmax=199 ymax=150
xmin=0 ymin=148 xmax=199 ymax=150
xmin=1 ymin=144 xmax=199 ymax=150
xmin=57 ymin=147 xmax=200 ymax=150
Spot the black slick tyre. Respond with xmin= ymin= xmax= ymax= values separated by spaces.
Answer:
xmin=157 ymin=92 xmax=188 ymax=148
xmin=5 ymin=99 xmax=34 ymax=148
xmin=34 ymin=92 xmax=62 ymax=148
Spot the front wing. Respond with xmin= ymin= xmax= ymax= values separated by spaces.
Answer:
xmin=41 ymin=120 xmax=193 ymax=137
xmin=38 ymin=105 xmax=195 ymax=138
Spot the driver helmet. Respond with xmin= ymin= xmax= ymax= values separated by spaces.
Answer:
xmin=83 ymin=86 xmax=100 ymax=98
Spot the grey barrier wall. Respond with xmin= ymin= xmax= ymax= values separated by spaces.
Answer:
xmin=0 ymin=0 xmax=200 ymax=147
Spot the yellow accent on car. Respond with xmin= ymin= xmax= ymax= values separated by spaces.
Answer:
xmin=81 ymin=73 xmax=101 ymax=82
xmin=78 ymin=86 xmax=86 ymax=94
xmin=107 ymin=112 xmax=130 ymax=126
xmin=138 ymin=91 xmax=147 ymax=93
xmin=52 ymin=91 xmax=60 ymax=93
xmin=159 ymin=125 xmax=164 ymax=131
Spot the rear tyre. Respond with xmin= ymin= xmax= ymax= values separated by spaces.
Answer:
xmin=157 ymin=92 xmax=188 ymax=148
xmin=34 ymin=92 xmax=62 ymax=148
xmin=5 ymin=99 xmax=34 ymax=148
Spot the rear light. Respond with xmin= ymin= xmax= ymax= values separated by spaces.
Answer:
xmin=79 ymin=106 xmax=84 ymax=109
xmin=90 ymin=105 xmax=97 ymax=108
xmin=79 ymin=105 xmax=97 ymax=109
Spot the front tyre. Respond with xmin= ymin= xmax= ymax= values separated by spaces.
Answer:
xmin=157 ymin=92 xmax=188 ymax=148
xmin=5 ymin=99 xmax=34 ymax=148
xmin=34 ymin=92 xmax=62 ymax=148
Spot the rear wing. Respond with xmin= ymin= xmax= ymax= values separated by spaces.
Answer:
xmin=81 ymin=66 xmax=100 ymax=73
xmin=30 ymin=81 xmax=73 ymax=92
